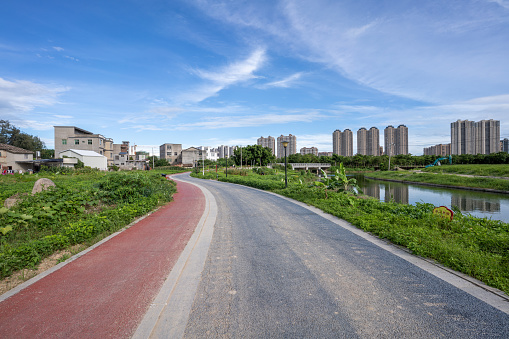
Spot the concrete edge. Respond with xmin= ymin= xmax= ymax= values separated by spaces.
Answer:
xmin=0 ymin=209 xmax=156 ymax=303
xmin=197 ymin=177 xmax=509 ymax=315
xmin=132 ymin=173 xmax=217 ymax=339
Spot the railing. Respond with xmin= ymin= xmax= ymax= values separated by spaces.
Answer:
xmin=273 ymin=163 xmax=331 ymax=170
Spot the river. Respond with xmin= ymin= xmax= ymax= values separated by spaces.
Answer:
xmin=354 ymin=174 xmax=509 ymax=223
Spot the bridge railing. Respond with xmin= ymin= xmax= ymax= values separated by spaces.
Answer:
xmin=272 ymin=163 xmax=332 ymax=170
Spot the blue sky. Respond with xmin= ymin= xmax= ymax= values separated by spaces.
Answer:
xmin=1 ymin=0 xmax=508 ymax=156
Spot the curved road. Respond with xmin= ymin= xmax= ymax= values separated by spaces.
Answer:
xmin=169 ymin=173 xmax=509 ymax=338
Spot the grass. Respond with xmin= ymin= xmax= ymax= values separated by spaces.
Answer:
xmin=423 ymin=164 xmax=509 ymax=177
xmin=366 ymin=170 xmax=509 ymax=192
xmin=0 ymin=168 xmax=188 ymax=279
xmin=191 ymin=168 xmax=509 ymax=296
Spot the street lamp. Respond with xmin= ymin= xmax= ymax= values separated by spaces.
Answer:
xmin=282 ymin=141 xmax=288 ymax=188
xmin=388 ymin=143 xmax=395 ymax=171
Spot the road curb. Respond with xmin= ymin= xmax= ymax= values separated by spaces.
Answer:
xmin=133 ymin=173 xmax=218 ymax=338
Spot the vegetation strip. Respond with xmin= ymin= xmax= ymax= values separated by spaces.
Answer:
xmin=0 ymin=168 xmax=188 ymax=280
xmin=191 ymin=166 xmax=509 ymax=296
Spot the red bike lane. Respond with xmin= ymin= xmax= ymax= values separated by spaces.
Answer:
xmin=0 ymin=179 xmax=205 ymax=338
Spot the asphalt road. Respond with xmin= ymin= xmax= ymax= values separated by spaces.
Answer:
xmin=176 ymin=173 xmax=509 ymax=338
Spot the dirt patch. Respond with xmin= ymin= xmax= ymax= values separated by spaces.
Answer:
xmin=0 ymin=244 xmax=85 ymax=295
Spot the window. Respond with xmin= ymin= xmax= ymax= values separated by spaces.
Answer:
xmin=100 ymin=139 xmax=102 ymax=145
xmin=62 ymin=139 xmax=67 ymax=145
xmin=24 ymin=154 xmax=29 ymax=159
xmin=0 ymin=151 xmax=2 ymax=157
xmin=88 ymin=139 xmax=92 ymax=145
xmin=74 ymin=139 xmax=79 ymax=145
xmin=174 ymin=152 xmax=178 ymax=156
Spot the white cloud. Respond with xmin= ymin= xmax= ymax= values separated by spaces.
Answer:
xmin=175 ymin=111 xmax=324 ymax=130
xmin=193 ymin=0 xmax=509 ymax=104
xmin=179 ymin=48 xmax=266 ymax=103
xmin=0 ymin=77 xmax=68 ymax=113
xmin=262 ymin=72 xmax=303 ymax=88
xmin=52 ymin=46 xmax=64 ymax=52
xmin=64 ymin=55 xmax=79 ymax=62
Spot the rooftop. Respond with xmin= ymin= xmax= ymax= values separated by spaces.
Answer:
xmin=0 ymin=143 xmax=34 ymax=154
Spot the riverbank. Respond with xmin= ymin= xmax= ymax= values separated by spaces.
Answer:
xmin=366 ymin=171 xmax=509 ymax=193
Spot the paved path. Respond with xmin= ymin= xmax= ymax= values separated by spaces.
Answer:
xmin=177 ymin=174 xmax=509 ymax=338
xmin=0 ymin=179 xmax=205 ymax=338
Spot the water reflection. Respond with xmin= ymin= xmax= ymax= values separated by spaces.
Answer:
xmin=451 ymin=196 xmax=500 ymax=213
xmin=383 ymin=184 xmax=409 ymax=205
xmin=354 ymin=174 xmax=509 ymax=222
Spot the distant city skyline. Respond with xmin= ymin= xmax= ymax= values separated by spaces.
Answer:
xmin=1 ymin=1 xmax=508 ymax=155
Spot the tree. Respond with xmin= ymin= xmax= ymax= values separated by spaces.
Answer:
xmin=233 ymin=145 xmax=275 ymax=166
xmin=0 ymin=120 xmax=46 ymax=151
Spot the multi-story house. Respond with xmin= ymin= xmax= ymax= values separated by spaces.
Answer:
xmin=198 ymin=146 xmax=219 ymax=161
xmin=0 ymin=144 xmax=34 ymax=173
xmin=159 ymin=143 xmax=182 ymax=165
xmin=54 ymin=126 xmax=115 ymax=165
xmin=181 ymin=147 xmax=202 ymax=166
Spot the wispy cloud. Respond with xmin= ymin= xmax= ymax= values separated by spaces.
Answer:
xmin=52 ymin=46 xmax=64 ymax=52
xmin=488 ymin=0 xmax=509 ymax=10
xmin=178 ymin=48 xmax=266 ymax=103
xmin=193 ymin=0 xmax=509 ymax=104
xmin=0 ymin=77 xmax=68 ymax=113
xmin=262 ymin=72 xmax=303 ymax=88
xmin=174 ymin=111 xmax=324 ymax=130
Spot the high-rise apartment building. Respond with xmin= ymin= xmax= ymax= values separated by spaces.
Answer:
xmin=300 ymin=147 xmax=318 ymax=156
xmin=451 ymin=119 xmax=500 ymax=155
xmin=503 ymin=138 xmax=509 ymax=153
xmin=277 ymin=134 xmax=297 ymax=158
xmin=356 ymin=128 xmax=367 ymax=155
xmin=332 ymin=129 xmax=353 ymax=156
xmin=257 ymin=136 xmax=276 ymax=155
xmin=384 ymin=125 xmax=408 ymax=155
xmin=357 ymin=127 xmax=380 ymax=155
xmin=423 ymin=143 xmax=451 ymax=156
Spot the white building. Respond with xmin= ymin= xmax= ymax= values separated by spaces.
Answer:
xmin=198 ymin=146 xmax=219 ymax=161
xmin=59 ymin=149 xmax=108 ymax=170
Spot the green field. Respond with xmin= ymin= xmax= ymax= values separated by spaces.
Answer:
xmin=423 ymin=164 xmax=509 ymax=177
xmin=192 ymin=168 xmax=509 ymax=295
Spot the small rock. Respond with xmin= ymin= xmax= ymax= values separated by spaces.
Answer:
xmin=32 ymin=178 xmax=56 ymax=195
xmin=4 ymin=197 xmax=19 ymax=209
